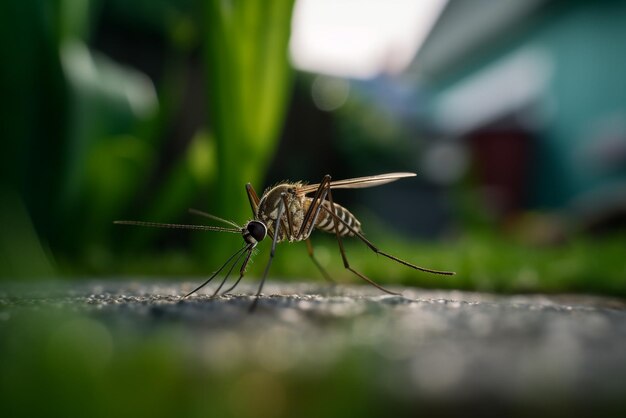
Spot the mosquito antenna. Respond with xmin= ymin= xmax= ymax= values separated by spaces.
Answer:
xmin=188 ymin=208 xmax=241 ymax=228
xmin=113 ymin=220 xmax=240 ymax=234
xmin=182 ymin=245 xmax=249 ymax=298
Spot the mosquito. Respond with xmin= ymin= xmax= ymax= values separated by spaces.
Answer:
xmin=114 ymin=172 xmax=455 ymax=310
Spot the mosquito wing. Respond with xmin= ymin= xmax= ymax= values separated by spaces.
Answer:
xmin=299 ymin=172 xmax=416 ymax=195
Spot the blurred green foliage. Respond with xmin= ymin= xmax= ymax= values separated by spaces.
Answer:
xmin=199 ymin=0 xmax=295 ymax=259
xmin=0 ymin=0 xmax=295 ymax=277
xmin=107 ymin=226 xmax=626 ymax=298
xmin=202 ymin=0 xmax=295 ymax=222
xmin=0 ymin=309 xmax=404 ymax=418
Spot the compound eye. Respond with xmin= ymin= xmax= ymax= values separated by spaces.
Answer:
xmin=247 ymin=221 xmax=267 ymax=242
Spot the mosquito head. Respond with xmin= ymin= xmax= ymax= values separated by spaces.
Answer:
xmin=243 ymin=220 xmax=267 ymax=245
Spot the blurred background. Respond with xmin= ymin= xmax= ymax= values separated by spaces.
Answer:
xmin=1 ymin=0 xmax=625 ymax=295
xmin=2 ymin=1 xmax=626 ymax=417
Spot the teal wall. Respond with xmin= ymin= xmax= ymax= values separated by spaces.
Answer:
xmin=536 ymin=0 xmax=626 ymax=208
xmin=432 ymin=0 xmax=626 ymax=209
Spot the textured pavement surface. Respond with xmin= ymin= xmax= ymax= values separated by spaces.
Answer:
xmin=2 ymin=280 xmax=625 ymax=414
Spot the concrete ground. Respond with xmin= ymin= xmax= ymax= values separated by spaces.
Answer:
xmin=1 ymin=280 xmax=625 ymax=416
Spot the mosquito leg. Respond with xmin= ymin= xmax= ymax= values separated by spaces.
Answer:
xmin=249 ymin=196 xmax=285 ymax=312
xmin=323 ymin=198 xmax=456 ymax=276
xmin=297 ymin=175 xmax=332 ymax=239
xmin=220 ymin=248 xmax=254 ymax=295
xmin=302 ymin=189 xmax=329 ymax=239
xmin=305 ymin=238 xmax=335 ymax=284
xmin=271 ymin=196 xmax=290 ymax=242
xmin=220 ymin=272 xmax=244 ymax=295
xmin=211 ymin=246 xmax=249 ymax=296
xmin=325 ymin=187 xmax=402 ymax=296
xmin=246 ymin=183 xmax=260 ymax=217
xmin=281 ymin=194 xmax=295 ymax=238
xmin=182 ymin=245 xmax=248 ymax=298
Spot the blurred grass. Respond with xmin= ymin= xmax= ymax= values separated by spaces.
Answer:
xmin=0 ymin=307 xmax=412 ymax=418
xmin=0 ymin=0 xmax=295 ymax=277
xmin=95 ymin=227 xmax=626 ymax=298
xmin=198 ymin=0 xmax=295 ymax=257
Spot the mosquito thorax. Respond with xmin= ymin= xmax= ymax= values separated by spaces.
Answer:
xmin=243 ymin=220 xmax=267 ymax=244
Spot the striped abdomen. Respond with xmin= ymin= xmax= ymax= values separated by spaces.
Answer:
xmin=309 ymin=199 xmax=362 ymax=237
